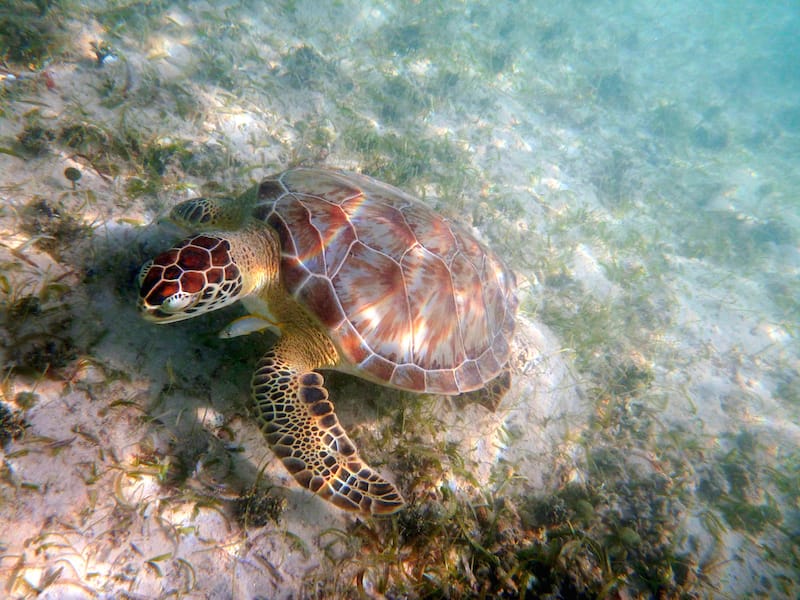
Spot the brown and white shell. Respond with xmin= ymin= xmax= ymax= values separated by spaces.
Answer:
xmin=253 ymin=168 xmax=517 ymax=395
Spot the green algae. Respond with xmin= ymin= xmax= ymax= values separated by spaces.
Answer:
xmin=0 ymin=0 xmax=72 ymax=68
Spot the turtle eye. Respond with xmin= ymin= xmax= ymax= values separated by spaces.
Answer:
xmin=161 ymin=291 xmax=198 ymax=314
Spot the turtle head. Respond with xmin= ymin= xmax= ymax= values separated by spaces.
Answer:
xmin=137 ymin=227 xmax=277 ymax=323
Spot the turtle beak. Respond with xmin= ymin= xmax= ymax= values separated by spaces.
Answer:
xmin=137 ymin=290 xmax=202 ymax=323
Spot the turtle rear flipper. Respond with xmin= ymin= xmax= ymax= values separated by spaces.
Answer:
xmin=453 ymin=368 xmax=512 ymax=412
xmin=251 ymin=347 xmax=405 ymax=516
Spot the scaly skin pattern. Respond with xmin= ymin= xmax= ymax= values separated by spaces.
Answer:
xmin=137 ymin=168 xmax=518 ymax=516
xmin=137 ymin=224 xmax=278 ymax=323
xmin=252 ymin=339 xmax=404 ymax=515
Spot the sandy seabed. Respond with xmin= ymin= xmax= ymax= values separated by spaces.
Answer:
xmin=1 ymin=1 xmax=798 ymax=598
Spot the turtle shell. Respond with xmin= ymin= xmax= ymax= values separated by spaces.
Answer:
xmin=253 ymin=168 xmax=517 ymax=394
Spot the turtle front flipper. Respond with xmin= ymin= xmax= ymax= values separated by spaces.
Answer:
xmin=251 ymin=348 xmax=405 ymax=516
xmin=170 ymin=191 xmax=254 ymax=231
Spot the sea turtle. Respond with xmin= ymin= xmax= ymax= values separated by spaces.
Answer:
xmin=137 ymin=168 xmax=517 ymax=515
